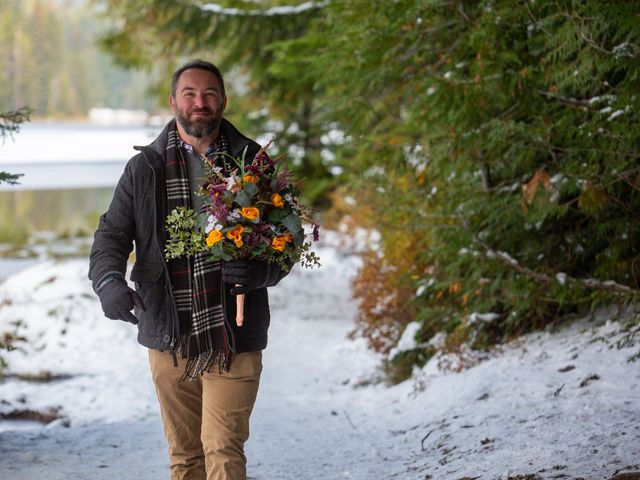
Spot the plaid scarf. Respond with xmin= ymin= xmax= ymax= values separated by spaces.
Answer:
xmin=165 ymin=128 xmax=235 ymax=380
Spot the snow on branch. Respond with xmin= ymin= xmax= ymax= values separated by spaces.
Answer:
xmin=197 ymin=1 xmax=328 ymax=16
xmin=538 ymin=90 xmax=592 ymax=109
xmin=485 ymin=245 xmax=637 ymax=295
xmin=459 ymin=216 xmax=638 ymax=296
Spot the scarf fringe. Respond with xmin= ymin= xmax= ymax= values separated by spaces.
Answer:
xmin=177 ymin=334 xmax=233 ymax=382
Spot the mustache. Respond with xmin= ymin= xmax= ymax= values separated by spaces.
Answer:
xmin=189 ymin=107 xmax=213 ymax=115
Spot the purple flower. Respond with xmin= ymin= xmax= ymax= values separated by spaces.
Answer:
xmin=208 ymin=201 xmax=229 ymax=225
xmin=277 ymin=166 xmax=291 ymax=191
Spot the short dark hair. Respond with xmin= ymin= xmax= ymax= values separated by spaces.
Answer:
xmin=171 ymin=59 xmax=226 ymax=97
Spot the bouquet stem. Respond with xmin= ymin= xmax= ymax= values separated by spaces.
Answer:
xmin=236 ymin=287 xmax=245 ymax=327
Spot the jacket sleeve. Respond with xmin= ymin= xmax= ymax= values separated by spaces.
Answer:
xmin=265 ymin=260 xmax=293 ymax=288
xmin=88 ymin=161 xmax=136 ymax=292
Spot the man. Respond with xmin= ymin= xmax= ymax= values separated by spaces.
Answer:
xmin=89 ymin=59 xmax=288 ymax=480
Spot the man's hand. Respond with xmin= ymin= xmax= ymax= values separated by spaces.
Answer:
xmin=222 ymin=260 xmax=270 ymax=295
xmin=98 ymin=280 xmax=146 ymax=325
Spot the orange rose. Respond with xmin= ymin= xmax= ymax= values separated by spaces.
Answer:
xmin=271 ymin=193 xmax=284 ymax=208
xmin=271 ymin=235 xmax=288 ymax=252
xmin=240 ymin=206 xmax=260 ymax=220
xmin=243 ymin=174 xmax=258 ymax=184
xmin=226 ymin=225 xmax=244 ymax=248
xmin=206 ymin=230 xmax=223 ymax=246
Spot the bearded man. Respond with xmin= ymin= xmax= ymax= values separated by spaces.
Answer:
xmin=89 ymin=59 xmax=288 ymax=480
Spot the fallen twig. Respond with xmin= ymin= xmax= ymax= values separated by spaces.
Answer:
xmin=343 ymin=410 xmax=356 ymax=430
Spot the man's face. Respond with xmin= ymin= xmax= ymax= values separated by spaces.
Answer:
xmin=170 ymin=68 xmax=227 ymax=139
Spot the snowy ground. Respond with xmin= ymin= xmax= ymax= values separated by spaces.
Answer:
xmin=0 ymin=241 xmax=639 ymax=479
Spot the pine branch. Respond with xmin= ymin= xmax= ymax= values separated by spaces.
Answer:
xmin=576 ymin=18 xmax=639 ymax=58
xmin=0 ymin=107 xmax=32 ymax=143
xmin=0 ymin=172 xmax=23 ymax=185
xmin=197 ymin=1 xmax=328 ymax=17
xmin=538 ymin=90 xmax=592 ymax=109
xmin=398 ymin=20 xmax=460 ymax=63
xmin=460 ymin=216 xmax=638 ymax=296
xmin=524 ymin=0 xmax=552 ymax=37
xmin=1 ymin=107 xmax=31 ymax=185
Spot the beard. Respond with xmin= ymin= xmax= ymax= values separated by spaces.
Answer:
xmin=175 ymin=107 xmax=223 ymax=138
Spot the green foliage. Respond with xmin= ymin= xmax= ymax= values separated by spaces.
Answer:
xmin=0 ymin=107 xmax=31 ymax=141
xmin=384 ymin=348 xmax=435 ymax=386
xmin=0 ymin=107 xmax=32 ymax=185
xmin=322 ymin=0 xmax=640 ymax=358
xmin=0 ymin=331 xmax=20 ymax=377
xmin=164 ymin=206 xmax=208 ymax=259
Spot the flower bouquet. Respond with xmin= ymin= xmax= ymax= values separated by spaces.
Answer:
xmin=164 ymin=142 xmax=320 ymax=326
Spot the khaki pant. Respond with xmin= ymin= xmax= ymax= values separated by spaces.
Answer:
xmin=148 ymin=349 xmax=263 ymax=480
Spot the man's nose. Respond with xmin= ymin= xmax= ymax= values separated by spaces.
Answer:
xmin=193 ymin=93 xmax=207 ymax=107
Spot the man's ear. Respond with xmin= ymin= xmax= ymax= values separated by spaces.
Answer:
xmin=169 ymin=95 xmax=176 ymax=112
xmin=222 ymin=95 xmax=228 ymax=111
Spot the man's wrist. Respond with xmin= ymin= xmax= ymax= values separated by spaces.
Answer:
xmin=95 ymin=273 xmax=125 ymax=294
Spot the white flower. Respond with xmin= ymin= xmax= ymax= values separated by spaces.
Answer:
xmin=205 ymin=214 xmax=222 ymax=234
xmin=227 ymin=209 xmax=241 ymax=221
xmin=226 ymin=176 xmax=238 ymax=191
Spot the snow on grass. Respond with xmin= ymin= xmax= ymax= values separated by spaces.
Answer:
xmin=0 ymin=239 xmax=639 ymax=479
xmin=0 ymin=259 xmax=155 ymax=425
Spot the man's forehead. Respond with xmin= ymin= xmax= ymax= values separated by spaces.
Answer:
xmin=177 ymin=69 xmax=221 ymax=89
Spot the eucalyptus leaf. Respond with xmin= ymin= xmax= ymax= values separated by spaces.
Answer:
xmin=282 ymin=213 xmax=302 ymax=234
xmin=236 ymin=183 xmax=258 ymax=207
xmin=269 ymin=208 xmax=288 ymax=224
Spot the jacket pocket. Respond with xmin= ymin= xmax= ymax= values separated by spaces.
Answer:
xmin=130 ymin=262 xmax=166 ymax=338
xmin=130 ymin=262 xmax=164 ymax=283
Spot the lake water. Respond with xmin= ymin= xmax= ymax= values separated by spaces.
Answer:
xmin=0 ymin=122 xmax=163 ymax=273
xmin=0 ymin=121 xmax=161 ymax=191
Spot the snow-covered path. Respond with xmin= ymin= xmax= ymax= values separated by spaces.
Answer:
xmin=1 ymin=242 xmax=639 ymax=479
xmin=0 ymin=244 xmax=392 ymax=480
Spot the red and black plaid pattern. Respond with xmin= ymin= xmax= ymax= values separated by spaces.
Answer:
xmin=165 ymin=128 xmax=235 ymax=380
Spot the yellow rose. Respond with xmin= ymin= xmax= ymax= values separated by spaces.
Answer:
xmin=226 ymin=225 xmax=244 ymax=248
xmin=206 ymin=230 xmax=223 ymax=246
xmin=271 ymin=193 xmax=284 ymax=208
xmin=240 ymin=206 xmax=260 ymax=220
xmin=271 ymin=235 xmax=288 ymax=252
xmin=244 ymin=174 xmax=258 ymax=184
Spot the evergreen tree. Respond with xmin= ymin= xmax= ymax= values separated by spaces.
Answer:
xmin=0 ymin=107 xmax=30 ymax=185
xmin=313 ymin=0 xmax=640 ymax=369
